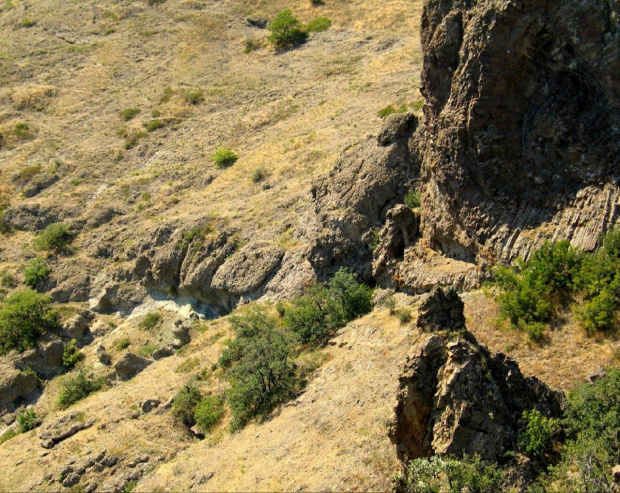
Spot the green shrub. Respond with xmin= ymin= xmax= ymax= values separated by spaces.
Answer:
xmin=21 ymin=16 xmax=35 ymax=28
xmin=283 ymin=268 xmax=373 ymax=344
xmin=576 ymin=289 xmax=617 ymax=334
xmin=116 ymin=337 xmax=131 ymax=351
xmin=250 ymin=167 xmax=267 ymax=183
xmin=62 ymin=339 xmax=84 ymax=368
xmin=378 ymin=105 xmax=396 ymax=118
xmin=16 ymin=409 xmax=39 ymax=433
xmin=404 ymin=190 xmax=421 ymax=208
xmin=34 ymin=222 xmax=75 ymax=253
xmin=137 ymin=344 xmax=159 ymax=358
xmin=124 ymin=131 xmax=148 ymax=150
xmin=23 ymin=257 xmax=51 ymax=289
xmin=144 ymin=119 xmax=164 ymax=132
xmin=0 ymin=428 xmax=17 ymax=444
xmin=395 ymin=308 xmax=412 ymax=325
xmin=194 ymin=394 xmax=225 ymax=433
xmin=120 ymin=107 xmax=141 ymax=121
xmin=306 ymin=17 xmax=331 ymax=32
xmin=184 ymin=90 xmax=204 ymax=105
xmin=172 ymin=384 xmax=203 ymax=427
xmin=244 ymin=37 xmax=262 ymax=54
xmin=212 ymin=148 xmax=238 ymax=169
xmin=0 ymin=289 xmax=60 ymax=354
xmin=267 ymin=10 xmax=307 ymax=49
xmin=523 ymin=321 xmax=546 ymax=343
xmin=138 ymin=311 xmax=161 ymax=331
xmin=57 ymin=370 xmax=105 ymax=408
xmin=394 ymin=455 xmax=503 ymax=493
xmin=0 ymin=271 xmax=17 ymax=288
xmin=519 ymin=409 xmax=558 ymax=461
xmin=13 ymin=122 xmax=32 ymax=138
xmin=220 ymin=306 xmax=298 ymax=429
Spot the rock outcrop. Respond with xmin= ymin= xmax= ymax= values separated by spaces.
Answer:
xmin=389 ymin=287 xmax=562 ymax=462
xmin=304 ymin=113 xmax=421 ymax=281
xmin=417 ymin=0 xmax=620 ymax=267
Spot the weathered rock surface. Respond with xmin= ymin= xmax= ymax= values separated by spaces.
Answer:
xmin=0 ymin=368 xmax=39 ymax=413
xmin=13 ymin=340 xmax=64 ymax=379
xmin=39 ymin=411 xmax=95 ymax=449
xmin=304 ymin=114 xmax=421 ymax=281
xmin=114 ymin=353 xmax=152 ymax=381
xmin=389 ymin=288 xmax=562 ymax=462
xmin=417 ymin=0 xmax=620 ymax=266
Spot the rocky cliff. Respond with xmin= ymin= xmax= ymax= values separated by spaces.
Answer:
xmin=418 ymin=0 xmax=620 ymax=266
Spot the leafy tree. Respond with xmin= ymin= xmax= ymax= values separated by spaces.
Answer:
xmin=536 ymin=369 xmax=620 ymax=492
xmin=0 ymin=289 xmax=60 ymax=354
xmin=23 ymin=257 xmax=51 ymax=289
xmin=220 ymin=306 xmax=298 ymax=430
xmin=267 ymin=10 xmax=307 ymax=49
xmin=283 ymin=268 xmax=373 ymax=344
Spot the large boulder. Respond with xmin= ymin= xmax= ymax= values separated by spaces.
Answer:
xmin=0 ymin=367 xmax=40 ymax=412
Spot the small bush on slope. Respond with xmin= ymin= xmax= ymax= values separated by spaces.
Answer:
xmin=0 ymin=289 xmax=59 ymax=354
xmin=267 ymin=10 xmax=307 ymax=49
xmin=34 ymin=222 xmax=75 ymax=253
xmin=57 ymin=370 xmax=105 ymax=409
xmin=23 ymin=257 xmax=51 ymax=289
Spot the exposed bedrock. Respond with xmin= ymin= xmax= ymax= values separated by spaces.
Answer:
xmin=418 ymin=0 xmax=620 ymax=264
xmin=388 ymin=287 xmax=563 ymax=462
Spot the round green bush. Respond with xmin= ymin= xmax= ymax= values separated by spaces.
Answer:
xmin=212 ymin=148 xmax=239 ymax=169
xmin=194 ymin=395 xmax=225 ymax=433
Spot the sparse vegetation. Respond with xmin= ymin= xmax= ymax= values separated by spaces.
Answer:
xmin=34 ymin=222 xmax=75 ymax=253
xmin=116 ymin=337 xmax=131 ymax=351
xmin=250 ymin=167 xmax=267 ymax=183
xmin=0 ymin=271 xmax=17 ymax=289
xmin=212 ymin=148 xmax=238 ymax=169
xmin=137 ymin=344 xmax=159 ymax=358
xmin=0 ymin=289 xmax=60 ymax=355
xmin=57 ymin=370 xmax=105 ymax=408
xmin=120 ymin=107 xmax=141 ymax=121
xmin=23 ymin=257 xmax=51 ymax=289
xmin=13 ymin=122 xmax=32 ymax=139
xmin=267 ymin=10 xmax=307 ymax=50
xmin=184 ymin=90 xmax=204 ymax=105
xmin=62 ymin=339 xmax=84 ymax=369
xmin=138 ymin=311 xmax=161 ymax=331
xmin=16 ymin=409 xmax=39 ymax=433
xmin=144 ymin=119 xmax=164 ymax=132
xmin=124 ymin=131 xmax=148 ymax=150
xmin=306 ymin=17 xmax=332 ymax=32
xmin=404 ymin=190 xmax=421 ymax=208
xmin=244 ymin=37 xmax=262 ymax=54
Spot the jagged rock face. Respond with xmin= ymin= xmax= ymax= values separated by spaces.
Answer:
xmin=389 ymin=288 xmax=563 ymax=462
xmin=305 ymin=113 xmax=421 ymax=281
xmin=419 ymin=0 xmax=620 ymax=263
